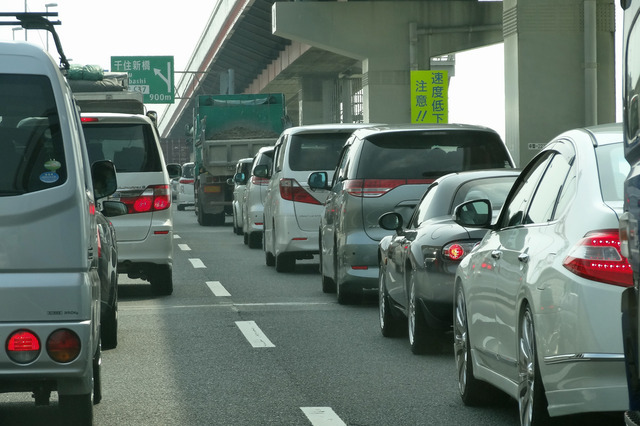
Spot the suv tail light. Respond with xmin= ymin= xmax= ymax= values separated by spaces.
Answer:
xmin=46 ymin=329 xmax=81 ymax=363
xmin=563 ymin=229 xmax=633 ymax=287
xmin=345 ymin=179 xmax=434 ymax=198
xmin=251 ymin=176 xmax=270 ymax=186
xmin=120 ymin=184 xmax=171 ymax=213
xmin=7 ymin=330 xmax=41 ymax=364
xmin=279 ymin=178 xmax=320 ymax=205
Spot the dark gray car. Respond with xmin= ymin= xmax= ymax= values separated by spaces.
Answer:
xmin=308 ymin=124 xmax=515 ymax=304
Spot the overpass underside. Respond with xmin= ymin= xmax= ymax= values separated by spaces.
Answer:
xmin=161 ymin=0 xmax=616 ymax=167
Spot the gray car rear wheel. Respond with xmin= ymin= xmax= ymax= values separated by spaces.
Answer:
xmin=379 ymin=264 xmax=403 ymax=337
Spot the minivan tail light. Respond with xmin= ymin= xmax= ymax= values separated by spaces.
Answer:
xmin=7 ymin=330 xmax=41 ymax=364
xmin=279 ymin=178 xmax=320 ymax=205
xmin=120 ymin=185 xmax=171 ymax=214
xmin=80 ymin=117 xmax=99 ymax=123
xmin=251 ymin=176 xmax=270 ymax=186
xmin=345 ymin=179 xmax=434 ymax=198
xmin=179 ymin=177 xmax=194 ymax=184
xmin=46 ymin=329 xmax=81 ymax=363
xmin=563 ymin=229 xmax=633 ymax=287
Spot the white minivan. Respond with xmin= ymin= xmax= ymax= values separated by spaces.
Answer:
xmin=0 ymin=40 xmax=122 ymax=423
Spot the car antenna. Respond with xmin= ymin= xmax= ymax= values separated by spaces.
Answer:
xmin=0 ymin=12 xmax=70 ymax=72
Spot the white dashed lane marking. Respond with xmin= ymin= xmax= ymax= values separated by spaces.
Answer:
xmin=206 ymin=281 xmax=230 ymax=297
xmin=178 ymin=244 xmax=191 ymax=251
xmin=188 ymin=258 xmax=206 ymax=268
xmin=235 ymin=321 xmax=275 ymax=348
xmin=301 ymin=407 xmax=346 ymax=426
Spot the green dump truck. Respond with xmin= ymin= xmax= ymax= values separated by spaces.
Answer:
xmin=193 ymin=94 xmax=287 ymax=226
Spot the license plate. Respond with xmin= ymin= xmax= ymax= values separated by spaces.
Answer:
xmin=204 ymin=185 xmax=221 ymax=193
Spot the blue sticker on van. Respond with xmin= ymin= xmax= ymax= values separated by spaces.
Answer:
xmin=40 ymin=171 xmax=59 ymax=183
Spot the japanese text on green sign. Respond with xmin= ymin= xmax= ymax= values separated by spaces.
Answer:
xmin=111 ymin=56 xmax=174 ymax=104
xmin=411 ymin=70 xmax=448 ymax=124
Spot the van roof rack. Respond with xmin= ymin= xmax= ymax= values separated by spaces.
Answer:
xmin=0 ymin=12 xmax=69 ymax=72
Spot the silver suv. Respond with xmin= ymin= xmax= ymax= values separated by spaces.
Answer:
xmin=259 ymin=124 xmax=375 ymax=272
xmin=308 ymin=124 xmax=515 ymax=303
xmin=81 ymin=113 xmax=180 ymax=295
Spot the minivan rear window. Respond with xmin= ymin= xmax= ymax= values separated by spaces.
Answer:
xmin=288 ymin=132 xmax=353 ymax=171
xmin=0 ymin=74 xmax=66 ymax=195
xmin=82 ymin=123 xmax=162 ymax=172
xmin=357 ymin=130 xmax=512 ymax=180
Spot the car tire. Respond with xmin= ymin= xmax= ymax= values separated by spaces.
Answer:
xmin=319 ymin=234 xmax=336 ymax=293
xmin=150 ymin=265 xmax=173 ymax=296
xmin=177 ymin=204 xmax=185 ymax=211
xmin=335 ymin=251 xmax=356 ymax=304
xmin=93 ymin=342 xmax=102 ymax=405
xmin=101 ymin=280 xmax=118 ymax=350
xmin=518 ymin=304 xmax=550 ymax=425
xmin=265 ymin=250 xmax=275 ymax=267
xmin=408 ymin=272 xmax=440 ymax=355
xmin=379 ymin=264 xmax=403 ymax=337
xmin=248 ymin=231 xmax=262 ymax=249
xmin=59 ymin=393 xmax=93 ymax=424
xmin=454 ymin=285 xmax=496 ymax=406
xmin=212 ymin=212 xmax=225 ymax=226
xmin=275 ymin=252 xmax=295 ymax=272
xmin=243 ymin=232 xmax=249 ymax=245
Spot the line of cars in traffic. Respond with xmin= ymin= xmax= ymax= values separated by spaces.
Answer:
xmin=221 ymin=120 xmax=632 ymax=424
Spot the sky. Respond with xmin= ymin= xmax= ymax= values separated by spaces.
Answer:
xmin=0 ymin=0 xmax=624 ymax=142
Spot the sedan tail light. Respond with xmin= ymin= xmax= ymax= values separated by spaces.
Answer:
xmin=345 ymin=179 xmax=434 ymax=198
xmin=279 ymin=178 xmax=320 ymax=205
xmin=7 ymin=330 xmax=41 ymax=364
xmin=120 ymin=184 xmax=171 ymax=214
xmin=563 ymin=229 xmax=633 ymax=287
xmin=442 ymin=241 xmax=480 ymax=261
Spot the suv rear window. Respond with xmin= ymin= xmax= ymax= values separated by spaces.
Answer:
xmin=82 ymin=123 xmax=162 ymax=172
xmin=0 ymin=74 xmax=66 ymax=195
xmin=357 ymin=130 xmax=512 ymax=179
xmin=288 ymin=132 xmax=352 ymax=171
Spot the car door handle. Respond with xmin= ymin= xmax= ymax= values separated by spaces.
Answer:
xmin=491 ymin=250 xmax=502 ymax=259
xmin=518 ymin=253 xmax=529 ymax=263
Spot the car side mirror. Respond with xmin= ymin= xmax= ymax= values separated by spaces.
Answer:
xmin=453 ymin=199 xmax=492 ymax=228
xmin=254 ymin=164 xmax=269 ymax=179
xmin=92 ymin=160 xmax=118 ymax=200
xmin=308 ymin=171 xmax=328 ymax=190
xmin=234 ymin=172 xmax=246 ymax=184
xmin=101 ymin=200 xmax=128 ymax=217
xmin=378 ymin=211 xmax=403 ymax=232
xmin=166 ymin=163 xmax=182 ymax=179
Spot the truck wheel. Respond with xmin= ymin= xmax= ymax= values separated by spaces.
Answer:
xmin=150 ymin=265 xmax=173 ymax=295
xmin=212 ymin=212 xmax=225 ymax=226
xmin=101 ymin=282 xmax=118 ymax=350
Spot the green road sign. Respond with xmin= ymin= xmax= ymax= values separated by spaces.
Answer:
xmin=111 ymin=56 xmax=174 ymax=104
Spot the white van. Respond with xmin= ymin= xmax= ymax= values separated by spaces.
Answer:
xmin=0 ymin=40 xmax=122 ymax=423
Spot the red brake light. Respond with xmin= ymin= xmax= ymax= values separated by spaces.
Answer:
xmin=120 ymin=185 xmax=171 ymax=214
xmin=251 ymin=176 xmax=270 ymax=186
xmin=345 ymin=179 xmax=434 ymax=198
xmin=46 ymin=329 xmax=81 ymax=363
xmin=81 ymin=117 xmax=99 ymax=123
xmin=7 ymin=330 xmax=41 ymax=364
xmin=179 ymin=178 xmax=194 ymax=184
xmin=446 ymin=244 xmax=465 ymax=260
xmin=563 ymin=229 xmax=633 ymax=287
xmin=442 ymin=241 xmax=479 ymax=261
xmin=279 ymin=178 xmax=320 ymax=205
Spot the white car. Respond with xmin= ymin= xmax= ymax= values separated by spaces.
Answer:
xmin=242 ymin=146 xmax=274 ymax=248
xmin=81 ymin=113 xmax=180 ymax=295
xmin=454 ymin=123 xmax=631 ymax=424
xmin=231 ymin=158 xmax=253 ymax=234
xmin=259 ymin=124 xmax=374 ymax=272
xmin=176 ymin=161 xmax=196 ymax=211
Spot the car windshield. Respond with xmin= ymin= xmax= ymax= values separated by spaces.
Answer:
xmin=595 ymin=143 xmax=629 ymax=203
xmin=357 ymin=130 xmax=512 ymax=179
xmin=0 ymin=74 xmax=66 ymax=195
xmin=288 ymin=132 xmax=352 ymax=171
xmin=82 ymin=123 xmax=162 ymax=173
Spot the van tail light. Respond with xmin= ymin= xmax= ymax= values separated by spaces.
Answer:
xmin=120 ymin=185 xmax=171 ymax=213
xmin=279 ymin=178 xmax=320 ymax=205
xmin=179 ymin=177 xmax=194 ymax=184
xmin=251 ymin=176 xmax=270 ymax=186
xmin=46 ymin=329 xmax=81 ymax=363
xmin=345 ymin=179 xmax=434 ymax=198
xmin=7 ymin=330 xmax=41 ymax=364
xmin=563 ymin=229 xmax=633 ymax=287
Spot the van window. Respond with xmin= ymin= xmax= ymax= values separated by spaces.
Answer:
xmin=0 ymin=74 xmax=66 ymax=194
xmin=288 ymin=132 xmax=352 ymax=171
xmin=82 ymin=123 xmax=162 ymax=172
xmin=356 ymin=130 xmax=512 ymax=180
